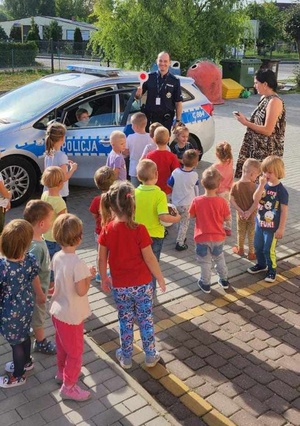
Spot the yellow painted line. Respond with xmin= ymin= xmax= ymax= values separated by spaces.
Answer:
xmin=99 ymin=266 xmax=299 ymax=426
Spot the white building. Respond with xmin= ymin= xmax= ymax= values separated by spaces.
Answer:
xmin=0 ymin=16 xmax=97 ymax=41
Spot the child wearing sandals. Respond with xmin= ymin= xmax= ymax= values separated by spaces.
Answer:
xmin=23 ymin=200 xmax=56 ymax=355
xmin=99 ymin=181 xmax=166 ymax=369
xmin=50 ymin=214 xmax=95 ymax=401
xmin=0 ymin=220 xmax=45 ymax=388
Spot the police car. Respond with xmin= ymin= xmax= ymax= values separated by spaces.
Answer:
xmin=0 ymin=64 xmax=215 ymax=206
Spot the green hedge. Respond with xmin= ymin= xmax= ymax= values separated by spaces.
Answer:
xmin=0 ymin=41 xmax=38 ymax=68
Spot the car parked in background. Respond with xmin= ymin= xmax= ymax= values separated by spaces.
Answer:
xmin=0 ymin=64 xmax=215 ymax=206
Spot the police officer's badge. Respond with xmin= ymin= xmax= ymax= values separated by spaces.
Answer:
xmin=166 ymin=92 xmax=172 ymax=98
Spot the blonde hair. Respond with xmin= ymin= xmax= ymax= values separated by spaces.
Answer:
xmin=154 ymin=126 xmax=169 ymax=146
xmin=182 ymin=149 xmax=198 ymax=168
xmin=242 ymin=158 xmax=261 ymax=175
xmin=149 ymin=122 xmax=163 ymax=138
xmin=137 ymin=159 xmax=157 ymax=183
xmin=45 ymin=122 xmax=66 ymax=155
xmin=110 ymin=130 xmax=126 ymax=146
xmin=53 ymin=213 xmax=83 ymax=247
xmin=41 ymin=166 xmax=65 ymax=188
xmin=23 ymin=200 xmax=53 ymax=226
xmin=261 ymin=155 xmax=285 ymax=179
xmin=131 ymin=112 xmax=147 ymax=128
xmin=174 ymin=125 xmax=189 ymax=138
xmin=0 ymin=219 xmax=33 ymax=259
xmin=101 ymin=181 xmax=136 ymax=229
xmin=215 ymin=141 xmax=233 ymax=163
xmin=201 ymin=166 xmax=222 ymax=190
xmin=94 ymin=166 xmax=115 ymax=191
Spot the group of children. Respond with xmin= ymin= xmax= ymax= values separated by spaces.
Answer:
xmin=0 ymin=112 xmax=288 ymax=402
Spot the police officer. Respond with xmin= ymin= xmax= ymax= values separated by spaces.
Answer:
xmin=135 ymin=51 xmax=183 ymax=132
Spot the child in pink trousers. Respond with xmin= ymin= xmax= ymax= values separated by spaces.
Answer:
xmin=50 ymin=213 xmax=95 ymax=401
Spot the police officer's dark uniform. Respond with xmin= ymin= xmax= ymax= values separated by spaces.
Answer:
xmin=141 ymin=71 xmax=182 ymax=132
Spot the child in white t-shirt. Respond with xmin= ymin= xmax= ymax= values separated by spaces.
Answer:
xmin=50 ymin=213 xmax=95 ymax=402
xmin=168 ymin=149 xmax=199 ymax=251
xmin=124 ymin=112 xmax=152 ymax=187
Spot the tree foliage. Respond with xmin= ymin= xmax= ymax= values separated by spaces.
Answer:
xmin=285 ymin=4 xmax=300 ymax=61
xmin=3 ymin=0 xmax=92 ymax=20
xmin=44 ymin=20 xmax=62 ymax=41
xmin=90 ymin=0 xmax=248 ymax=71
xmin=26 ymin=17 xmax=40 ymax=42
xmin=3 ymin=0 xmax=55 ymax=19
xmin=246 ymin=2 xmax=283 ymax=56
xmin=9 ymin=25 xmax=22 ymax=41
xmin=0 ymin=26 xmax=8 ymax=40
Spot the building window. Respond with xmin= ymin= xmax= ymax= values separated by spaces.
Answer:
xmin=66 ymin=29 xmax=90 ymax=41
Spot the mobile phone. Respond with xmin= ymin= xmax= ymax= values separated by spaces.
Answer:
xmin=233 ymin=111 xmax=240 ymax=116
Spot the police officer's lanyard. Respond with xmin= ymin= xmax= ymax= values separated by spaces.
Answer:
xmin=156 ymin=72 xmax=168 ymax=105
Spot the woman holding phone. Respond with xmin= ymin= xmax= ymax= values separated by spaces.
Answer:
xmin=234 ymin=69 xmax=286 ymax=178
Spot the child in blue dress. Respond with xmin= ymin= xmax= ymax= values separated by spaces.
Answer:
xmin=0 ymin=219 xmax=45 ymax=388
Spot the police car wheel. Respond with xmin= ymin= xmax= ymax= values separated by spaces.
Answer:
xmin=0 ymin=156 xmax=37 ymax=207
xmin=189 ymin=134 xmax=203 ymax=161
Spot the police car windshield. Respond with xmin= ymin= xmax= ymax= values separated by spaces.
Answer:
xmin=0 ymin=79 xmax=75 ymax=123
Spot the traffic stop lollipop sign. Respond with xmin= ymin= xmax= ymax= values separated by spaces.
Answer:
xmin=139 ymin=71 xmax=148 ymax=86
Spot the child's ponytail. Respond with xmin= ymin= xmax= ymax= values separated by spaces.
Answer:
xmin=45 ymin=122 xmax=67 ymax=155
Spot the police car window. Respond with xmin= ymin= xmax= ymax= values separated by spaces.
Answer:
xmin=181 ymin=87 xmax=193 ymax=102
xmin=65 ymin=93 xmax=117 ymax=127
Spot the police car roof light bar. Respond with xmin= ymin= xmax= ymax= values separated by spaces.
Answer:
xmin=66 ymin=64 xmax=121 ymax=77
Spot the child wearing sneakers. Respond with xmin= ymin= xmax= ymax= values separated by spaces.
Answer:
xmin=168 ymin=149 xmax=199 ymax=251
xmin=189 ymin=166 xmax=231 ymax=294
xmin=89 ymin=166 xmax=115 ymax=283
xmin=146 ymin=126 xmax=180 ymax=195
xmin=0 ymin=220 xmax=45 ymax=388
xmin=124 ymin=112 xmax=152 ymax=187
xmin=50 ymin=214 xmax=95 ymax=401
xmin=23 ymin=200 xmax=56 ymax=355
xmin=247 ymin=156 xmax=288 ymax=283
xmin=99 ymin=181 xmax=166 ymax=369
xmin=213 ymin=141 xmax=234 ymax=236
xmin=135 ymin=159 xmax=181 ymax=286
xmin=230 ymin=159 xmax=261 ymax=260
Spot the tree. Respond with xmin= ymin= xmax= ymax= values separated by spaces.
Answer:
xmin=285 ymin=4 xmax=300 ymax=61
xmin=44 ymin=20 xmax=62 ymax=41
xmin=73 ymin=27 xmax=83 ymax=53
xmin=55 ymin=0 xmax=94 ymax=21
xmin=38 ymin=0 xmax=56 ymax=16
xmin=9 ymin=25 xmax=22 ymax=41
xmin=0 ymin=26 xmax=8 ymax=41
xmin=246 ymin=2 xmax=283 ymax=56
xmin=3 ymin=0 xmax=40 ymax=19
xmin=91 ymin=0 xmax=248 ymax=72
xmin=26 ymin=17 xmax=40 ymax=43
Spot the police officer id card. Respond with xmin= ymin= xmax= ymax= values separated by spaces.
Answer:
xmin=155 ymin=97 xmax=161 ymax=105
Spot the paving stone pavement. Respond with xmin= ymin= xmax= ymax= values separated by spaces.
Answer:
xmin=1 ymin=94 xmax=299 ymax=425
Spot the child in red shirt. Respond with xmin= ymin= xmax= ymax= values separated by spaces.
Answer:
xmin=189 ymin=166 xmax=231 ymax=294
xmin=99 ymin=181 xmax=166 ymax=370
xmin=146 ymin=126 xmax=180 ymax=195
xmin=213 ymin=141 xmax=233 ymax=236
xmin=89 ymin=166 xmax=115 ymax=282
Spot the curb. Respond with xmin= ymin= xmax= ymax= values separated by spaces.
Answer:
xmin=84 ymin=333 xmax=181 ymax=426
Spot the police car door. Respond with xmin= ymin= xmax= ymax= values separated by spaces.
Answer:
xmin=60 ymin=88 xmax=136 ymax=185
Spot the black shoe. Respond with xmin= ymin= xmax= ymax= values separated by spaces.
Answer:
xmin=265 ymin=271 xmax=276 ymax=283
xmin=247 ymin=264 xmax=268 ymax=274
xmin=175 ymin=243 xmax=188 ymax=251
xmin=218 ymin=278 xmax=230 ymax=290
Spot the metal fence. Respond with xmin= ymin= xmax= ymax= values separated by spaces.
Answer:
xmin=0 ymin=40 xmax=101 ymax=70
